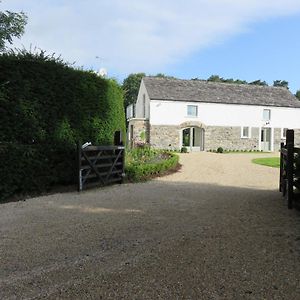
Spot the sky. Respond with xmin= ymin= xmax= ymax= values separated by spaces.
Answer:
xmin=2 ymin=0 xmax=300 ymax=92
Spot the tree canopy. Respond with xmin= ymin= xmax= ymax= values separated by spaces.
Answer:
xmin=122 ymin=73 xmax=177 ymax=107
xmin=273 ymin=80 xmax=289 ymax=89
xmin=296 ymin=90 xmax=300 ymax=100
xmin=207 ymin=75 xmax=268 ymax=86
xmin=207 ymin=75 xmax=248 ymax=84
xmin=249 ymin=80 xmax=267 ymax=86
xmin=122 ymin=73 xmax=145 ymax=108
xmin=0 ymin=4 xmax=27 ymax=51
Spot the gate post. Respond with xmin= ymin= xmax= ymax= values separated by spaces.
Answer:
xmin=77 ymin=141 xmax=82 ymax=192
xmin=286 ymin=130 xmax=294 ymax=209
xmin=279 ymin=142 xmax=284 ymax=192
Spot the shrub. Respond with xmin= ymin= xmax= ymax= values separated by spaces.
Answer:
xmin=125 ymin=149 xmax=179 ymax=181
xmin=217 ymin=147 xmax=223 ymax=153
xmin=139 ymin=131 xmax=146 ymax=141
xmin=0 ymin=50 xmax=125 ymax=201
xmin=181 ymin=147 xmax=188 ymax=153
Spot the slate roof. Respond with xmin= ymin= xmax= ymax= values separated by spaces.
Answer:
xmin=143 ymin=77 xmax=300 ymax=108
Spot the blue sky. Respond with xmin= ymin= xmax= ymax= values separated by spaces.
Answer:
xmin=2 ymin=0 xmax=300 ymax=92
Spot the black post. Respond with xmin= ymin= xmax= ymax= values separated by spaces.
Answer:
xmin=121 ymin=147 xmax=125 ymax=183
xmin=77 ymin=141 xmax=82 ymax=192
xmin=286 ymin=130 xmax=294 ymax=209
xmin=279 ymin=142 xmax=284 ymax=192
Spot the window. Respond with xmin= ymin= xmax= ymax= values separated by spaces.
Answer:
xmin=281 ymin=128 xmax=288 ymax=139
xmin=263 ymin=109 xmax=271 ymax=121
xmin=241 ymin=126 xmax=250 ymax=138
xmin=187 ymin=105 xmax=198 ymax=117
xmin=143 ymin=94 xmax=146 ymax=118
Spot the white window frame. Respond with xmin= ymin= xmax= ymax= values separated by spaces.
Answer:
xmin=263 ymin=109 xmax=271 ymax=121
xmin=241 ymin=126 xmax=251 ymax=139
xmin=281 ymin=128 xmax=288 ymax=139
xmin=187 ymin=105 xmax=198 ymax=117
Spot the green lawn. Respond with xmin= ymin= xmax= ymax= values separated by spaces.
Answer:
xmin=252 ymin=157 xmax=280 ymax=168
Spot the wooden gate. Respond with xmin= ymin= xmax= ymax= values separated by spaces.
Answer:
xmin=279 ymin=129 xmax=300 ymax=209
xmin=77 ymin=143 xmax=125 ymax=191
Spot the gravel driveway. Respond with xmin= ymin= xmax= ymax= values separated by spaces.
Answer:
xmin=1 ymin=152 xmax=300 ymax=299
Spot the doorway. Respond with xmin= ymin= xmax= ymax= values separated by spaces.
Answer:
xmin=261 ymin=128 xmax=271 ymax=151
xmin=182 ymin=127 xmax=204 ymax=151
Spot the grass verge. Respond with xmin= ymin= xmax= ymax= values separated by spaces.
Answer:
xmin=252 ymin=157 xmax=280 ymax=168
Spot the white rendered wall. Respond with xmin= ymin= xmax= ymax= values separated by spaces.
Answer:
xmin=135 ymin=79 xmax=150 ymax=119
xmin=150 ymin=100 xmax=300 ymax=129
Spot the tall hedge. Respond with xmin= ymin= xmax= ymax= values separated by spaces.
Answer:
xmin=0 ymin=50 xmax=125 ymax=201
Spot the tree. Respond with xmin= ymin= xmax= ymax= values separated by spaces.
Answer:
xmin=273 ymin=80 xmax=289 ymax=89
xmin=296 ymin=90 xmax=300 ymax=100
xmin=207 ymin=75 xmax=247 ymax=85
xmin=0 ymin=4 xmax=27 ymax=51
xmin=152 ymin=73 xmax=176 ymax=79
xmin=122 ymin=73 xmax=145 ymax=107
xmin=249 ymin=80 xmax=268 ymax=86
xmin=207 ymin=75 xmax=223 ymax=82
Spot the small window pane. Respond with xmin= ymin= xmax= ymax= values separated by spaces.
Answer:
xmin=242 ymin=127 xmax=250 ymax=138
xmin=187 ymin=105 xmax=197 ymax=116
xmin=243 ymin=127 xmax=249 ymax=137
xmin=263 ymin=109 xmax=271 ymax=121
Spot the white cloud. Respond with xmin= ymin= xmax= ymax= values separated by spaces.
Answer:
xmin=2 ymin=0 xmax=300 ymax=76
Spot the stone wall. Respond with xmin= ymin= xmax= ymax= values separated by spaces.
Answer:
xmin=274 ymin=128 xmax=300 ymax=149
xmin=150 ymin=125 xmax=180 ymax=150
xmin=130 ymin=123 xmax=300 ymax=151
xmin=294 ymin=129 xmax=300 ymax=147
xmin=205 ymin=126 xmax=260 ymax=151
xmin=274 ymin=128 xmax=283 ymax=151
xmin=128 ymin=119 xmax=150 ymax=147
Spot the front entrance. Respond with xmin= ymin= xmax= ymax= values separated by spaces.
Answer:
xmin=261 ymin=128 xmax=272 ymax=151
xmin=182 ymin=127 xmax=204 ymax=151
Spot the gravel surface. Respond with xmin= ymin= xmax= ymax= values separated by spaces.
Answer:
xmin=1 ymin=152 xmax=300 ymax=299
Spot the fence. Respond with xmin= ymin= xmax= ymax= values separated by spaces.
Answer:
xmin=77 ymin=143 xmax=125 ymax=191
xmin=279 ymin=129 xmax=300 ymax=209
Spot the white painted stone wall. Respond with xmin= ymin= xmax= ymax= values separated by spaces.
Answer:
xmin=149 ymin=100 xmax=300 ymax=129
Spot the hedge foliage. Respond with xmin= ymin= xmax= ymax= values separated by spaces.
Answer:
xmin=0 ymin=50 xmax=125 ymax=201
xmin=125 ymin=147 xmax=179 ymax=181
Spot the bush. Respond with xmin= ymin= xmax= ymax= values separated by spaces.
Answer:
xmin=181 ymin=147 xmax=188 ymax=153
xmin=217 ymin=147 xmax=224 ymax=153
xmin=125 ymin=149 xmax=179 ymax=181
xmin=0 ymin=50 xmax=125 ymax=201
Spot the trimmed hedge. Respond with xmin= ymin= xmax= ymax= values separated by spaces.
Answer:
xmin=125 ymin=150 xmax=179 ymax=181
xmin=0 ymin=50 xmax=125 ymax=201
